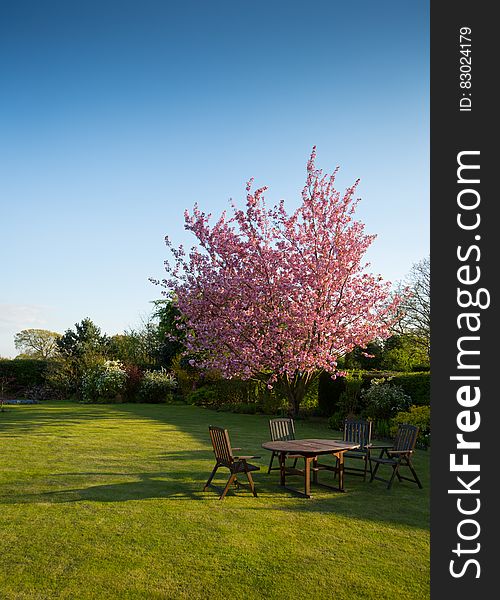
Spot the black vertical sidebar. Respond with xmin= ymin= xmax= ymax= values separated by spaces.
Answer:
xmin=431 ymin=2 xmax=497 ymax=597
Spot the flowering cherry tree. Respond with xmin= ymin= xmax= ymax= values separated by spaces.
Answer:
xmin=156 ymin=148 xmax=403 ymax=416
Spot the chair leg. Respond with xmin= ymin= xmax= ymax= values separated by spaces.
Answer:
xmin=220 ymin=473 xmax=237 ymax=500
xmin=204 ymin=463 xmax=220 ymax=491
xmin=369 ymin=460 xmax=379 ymax=482
xmin=292 ymin=457 xmax=298 ymax=469
xmin=407 ymin=459 xmax=423 ymax=489
xmin=387 ymin=464 xmax=399 ymax=489
xmin=245 ymin=469 xmax=258 ymax=497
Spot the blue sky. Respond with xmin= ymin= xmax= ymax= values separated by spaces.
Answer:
xmin=0 ymin=1 xmax=429 ymax=358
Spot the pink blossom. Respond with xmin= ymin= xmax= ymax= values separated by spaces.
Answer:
xmin=157 ymin=148 xmax=405 ymax=414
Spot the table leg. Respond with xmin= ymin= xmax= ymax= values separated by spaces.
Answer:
xmin=312 ymin=457 xmax=318 ymax=484
xmin=279 ymin=452 xmax=286 ymax=486
xmin=304 ymin=456 xmax=312 ymax=498
xmin=338 ymin=452 xmax=345 ymax=491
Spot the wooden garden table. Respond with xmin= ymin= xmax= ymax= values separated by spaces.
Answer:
xmin=262 ymin=438 xmax=360 ymax=498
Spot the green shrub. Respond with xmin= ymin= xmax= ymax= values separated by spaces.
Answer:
xmin=231 ymin=402 xmax=259 ymax=414
xmin=183 ymin=375 xmax=287 ymax=415
xmin=337 ymin=374 xmax=363 ymax=416
xmin=137 ymin=368 xmax=177 ymax=403
xmin=391 ymin=405 xmax=431 ymax=448
xmin=81 ymin=360 xmax=128 ymax=403
xmin=210 ymin=377 xmax=251 ymax=405
xmin=186 ymin=386 xmax=219 ymax=408
xmin=374 ymin=419 xmax=392 ymax=439
xmin=260 ymin=391 xmax=287 ymax=415
xmin=45 ymin=359 xmax=77 ymax=396
xmin=360 ymin=378 xmax=412 ymax=421
xmin=171 ymin=354 xmax=198 ymax=397
xmin=217 ymin=401 xmax=236 ymax=412
xmin=328 ymin=411 xmax=345 ymax=431
xmin=318 ymin=370 xmax=430 ymax=414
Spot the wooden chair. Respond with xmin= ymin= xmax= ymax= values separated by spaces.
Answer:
xmin=267 ymin=418 xmax=299 ymax=474
xmin=369 ymin=424 xmax=423 ymax=489
xmin=204 ymin=426 xmax=260 ymax=500
xmin=342 ymin=419 xmax=373 ymax=481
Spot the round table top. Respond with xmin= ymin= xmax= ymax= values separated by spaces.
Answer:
xmin=261 ymin=438 xmax=360 ymax=454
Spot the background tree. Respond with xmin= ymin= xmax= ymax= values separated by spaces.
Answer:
xmin=379 ymin=334 xmax=429 ymax=371
xmin=393 ymin=256 xmax=430 ymax=361
xmin=108 ymin=318 xmax=160 ymax=368
xmin=53 ymin=318 xmax=110 ymax=394
xmin=14 ymin=329 xmax=61 ymax=359
xmin=157 ymin=148 xmax=404 ymax=416
xmin=342 ymin=340 xmax=384 ymax=371
xmin=56 ymin=318 xmax=109 ymax=360
xmin=152 ymin=297 xmax=186 ymax=367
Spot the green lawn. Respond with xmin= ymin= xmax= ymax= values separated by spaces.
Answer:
xmin=0 ymin=401 xmax=429 ymax=599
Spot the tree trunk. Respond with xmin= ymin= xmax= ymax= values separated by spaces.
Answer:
xmin=279 ymin=372 xmax=316 ymax=418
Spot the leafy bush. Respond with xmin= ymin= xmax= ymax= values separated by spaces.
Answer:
xmin=81 ymin=360 xmax=128 ymax=403
xmin=230 ymin=401 xmax=259 ymax=414
xmin=185 ymin=386 xmax=219 ymax=408
xmin=137 ymin=368 xmax=177 ymax=403
xmin=337 ymin=374 xmax=363 ymax=417
xmin=318 ymin=370 xmax=430 ymax=416
xmin=360 ymin=378 xmax=412 ymax=421
xmin=391 ymin=405 xmax=431 ymax=448
xmin=374 ymin=419 xmax=391 ymax=439
xmin=260 ymin=391 xmax=287 ymax=415
xmin=171 ymin=354 xmax=198 ymax=397
xmin=328 ymin=411 xmax=345 ymax=431
xmin=123 ymin=364 xmax=143 ymax=401
xmin=183 ymin=373 xmax=287 ymax=415
xmin=45 ymin=359 xmax=77 ymax=396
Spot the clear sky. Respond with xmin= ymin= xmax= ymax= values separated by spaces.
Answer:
xmin=0 ymin=1 xmax=429 ymax=358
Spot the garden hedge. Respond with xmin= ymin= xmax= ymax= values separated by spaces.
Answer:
xmin=0 ymin=359 xmax=50 ymax=394
xmin=318 ymin=370 xmax=430 ymax=416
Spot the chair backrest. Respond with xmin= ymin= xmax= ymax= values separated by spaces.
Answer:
xmin=393 ymin=424 xmax=419 ymax=452
xmin=343 ymin=419 xmax=372 ymax=450
xmin=208 ymin=426 xmax=234 ymax=466
xmin=269 ymin=418 xmax=295 ymax=442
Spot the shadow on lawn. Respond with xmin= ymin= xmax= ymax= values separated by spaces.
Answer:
xmin=0 ymin=469 xmax=428 ymax=532
xmin=0 ymin=404 xmax=137 ymax=437
xmin=1 ymin=402 xmax=429 ymax=530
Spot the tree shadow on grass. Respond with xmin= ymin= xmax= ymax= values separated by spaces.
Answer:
xmin=1 ymin=402 xmax=429 ymax=530
xmin=0 ymin=403 xmax=137 ymax=437
xmin=0 ymin=467 xmax=429 ymax=532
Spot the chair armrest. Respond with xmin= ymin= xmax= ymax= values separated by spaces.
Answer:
xmin=369 ymin=444 xmax=393 ymax=449
xmin=235 ymin=455 xmax=261 ymax=460
xmin=387 ymin=450 xmax=413 ymax=456
xmin=232 ymin=447 xmax=242 ymax=451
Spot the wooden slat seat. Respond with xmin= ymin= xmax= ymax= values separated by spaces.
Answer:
xmin=340 ymin=419 xmax=373 ymax=481
xmin=267 ymin=418 xmax=299 ymax=474
xmin=369 ymin=424 xmax=423 ymax=490
xmin=204 ymin=426 xmax=260 ymax=500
